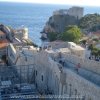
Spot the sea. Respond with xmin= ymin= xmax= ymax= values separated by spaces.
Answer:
xmin=0 ymin=2 xmax=100 ymax=46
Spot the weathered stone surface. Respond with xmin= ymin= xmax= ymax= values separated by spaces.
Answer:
xmin=42 ymin=15 xmax=79 ymax=34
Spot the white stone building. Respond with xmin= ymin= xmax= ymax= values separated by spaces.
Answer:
xmin=43 ymin=41 xmax=85 ymax=58
xmin=14 ymin=28 xmax=28 ymax=41
xmin=68 ymin=42 xmax=85 ymax=57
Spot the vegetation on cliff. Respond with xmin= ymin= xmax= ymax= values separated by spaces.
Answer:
xmin=42 ymin=13 xmax=100 ymax=42
xmin=48 ymin=25 xmax=82 ymax=43
xmin=79 ymin=13 xmax=100 ymax=31
xmin=61 ymin=25 xmax=82 ymax=43
xmin=88 ymin=44 xmax=100 ymax=57
xmin=47 ymin=32 xmax=57 ymax=41
xmin=43 ymin=14 xmax=78 ymax=33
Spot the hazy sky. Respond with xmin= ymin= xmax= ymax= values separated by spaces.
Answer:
xmin=0 ymin=0 xmax=100 ymax=6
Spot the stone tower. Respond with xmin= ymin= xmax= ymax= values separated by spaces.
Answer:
xmin=67 ymin=6 xmax=84 ymax=19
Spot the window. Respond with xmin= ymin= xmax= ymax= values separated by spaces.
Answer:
xmin=25 ymin=57 xmax=27 ymax=61
xmin=75 ymin=89 xmax=77 ymax=95
xmin=10 ymin=53 xmax=15 ymax=59
xmin=41 ymin=75 xmax=43 ymax=81
xmin=36 ymin=70 xmax=37 ymax=76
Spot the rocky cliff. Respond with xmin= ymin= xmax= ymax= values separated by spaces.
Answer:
xmin=42 ymin=14 xmax=79 ymax=34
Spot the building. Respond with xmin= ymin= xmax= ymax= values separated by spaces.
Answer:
xmin=7 ymin=43 xmax=37 ymax=65
xmin=14 ymin=28 xmax=29 ymax=41
xmin=53 ymin=6 xmax=84 ymax=19
xmin=67 ymin=7 xmax=84 ymax=19
xmin=0 ymin=31 xmax=9 ymax=57
xmin=53 ymin=9 xmax=68 ymax=15
xmin=0 ymin=24 xmax=16 ymax=58
xmin=43 ymin=41 xmax=85 ymax=57
xmin=42 ymin=41 xmax=68 ymax=50
xmin=0 ymin=24 xmax=14 ymax=42
xmin=0 ymin=30 xmax=6 ymax=40
xmin=68 ymin=42 xmax=85 ymax=57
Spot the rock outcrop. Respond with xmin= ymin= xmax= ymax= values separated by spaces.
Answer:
xmin=41 ymin=6 xmax=84 ymax=41
xmin=42 ymin=6 xmax=84 ymax=35
xmin=42 ymin=14 xmax=79 ymax=34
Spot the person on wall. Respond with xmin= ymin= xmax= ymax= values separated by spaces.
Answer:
xmin=76 ymin=63 xmax=81 ymax=73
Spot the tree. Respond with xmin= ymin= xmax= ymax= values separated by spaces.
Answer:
xmin=81 ymin=40 xmax=87 ymax=45
xmin=61 ymin=25 xmax=82 ymax=43
xmin=47 ymin=32 xmax=57 ymax=41
xmin=88 ymin=44 xmax=94 ymax=50
xmin=91 ymin=49 xmax=98 ymax=57
xmin=90 ymin=46 xmax=100 ymax=58
xmin=79 ymin=13 xmax=100 ymax=31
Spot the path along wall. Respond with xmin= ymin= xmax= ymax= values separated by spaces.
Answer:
xmin=62 ymin=53 xmax=100 ymax=75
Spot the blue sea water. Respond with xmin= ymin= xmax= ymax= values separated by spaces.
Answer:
xmin=0 ymin=2 xmax=100 ymax=46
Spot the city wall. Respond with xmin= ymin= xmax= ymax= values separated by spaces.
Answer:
xmin=63 ymin=67 xmax=100 ymax=100
xmin=34 ymin=51 xmax=100 ymax=100
xmin=14 ymin=51 xmax=100 ymax=100
xmin=61 ymin=53 xmax=100 ymax=75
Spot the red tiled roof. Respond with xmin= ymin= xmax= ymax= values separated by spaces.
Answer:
xmin=0 ymin=30 xmax=5 ymax=35
xmin=0 ymin=39 xmax=9 ymax=49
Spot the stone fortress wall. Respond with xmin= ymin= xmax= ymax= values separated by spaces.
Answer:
xmin=64 ymin=67 xmax=100 ymax=100
xmin=53 ymin=6 xmax=84 ymax=19
xmin=67 ymin=7 xmax=84 ymax=19
xmin=33 ymin=51 xmax=100 ymax=100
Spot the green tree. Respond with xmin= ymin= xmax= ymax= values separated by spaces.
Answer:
xmin=90 ymin=46 xmax=100 ymax=58
xmin=47 ymin=32 xmax=57 ymax=41
xmin=88 ymin=44 xmax=94 ymax=50
xmin=98 ymin=49 xmax=100 ymax=56
xmin=79 ymin=13 xmax=100 ymax=31
xmin=91 ymin=49 xmax=98 ymax=57
xmin=61 ymin=25 xmax=82 ymax=43
xmin=81 ymin=40 xmax=87 ymax=45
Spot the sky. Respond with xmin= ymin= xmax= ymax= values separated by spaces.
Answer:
xmin=0 ymin=0 xmax=100 ymax=7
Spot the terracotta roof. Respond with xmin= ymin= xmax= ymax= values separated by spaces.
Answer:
xmin=0 ymin=30 xmax=5 ymax=35
xmin=0 ymin=39 xmax=9 ymax=49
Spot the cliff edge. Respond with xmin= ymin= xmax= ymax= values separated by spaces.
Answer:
xmin=41 ymin=6 xmax=84 ymax=40
xmin=42 ymin=14 xmax=79 ymax=34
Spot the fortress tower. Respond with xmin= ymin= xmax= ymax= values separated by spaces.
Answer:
xmin=53 ymin=6 xmax=84 ymax=19
xmin=67 ymin=6 xmax=84 ymax=19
